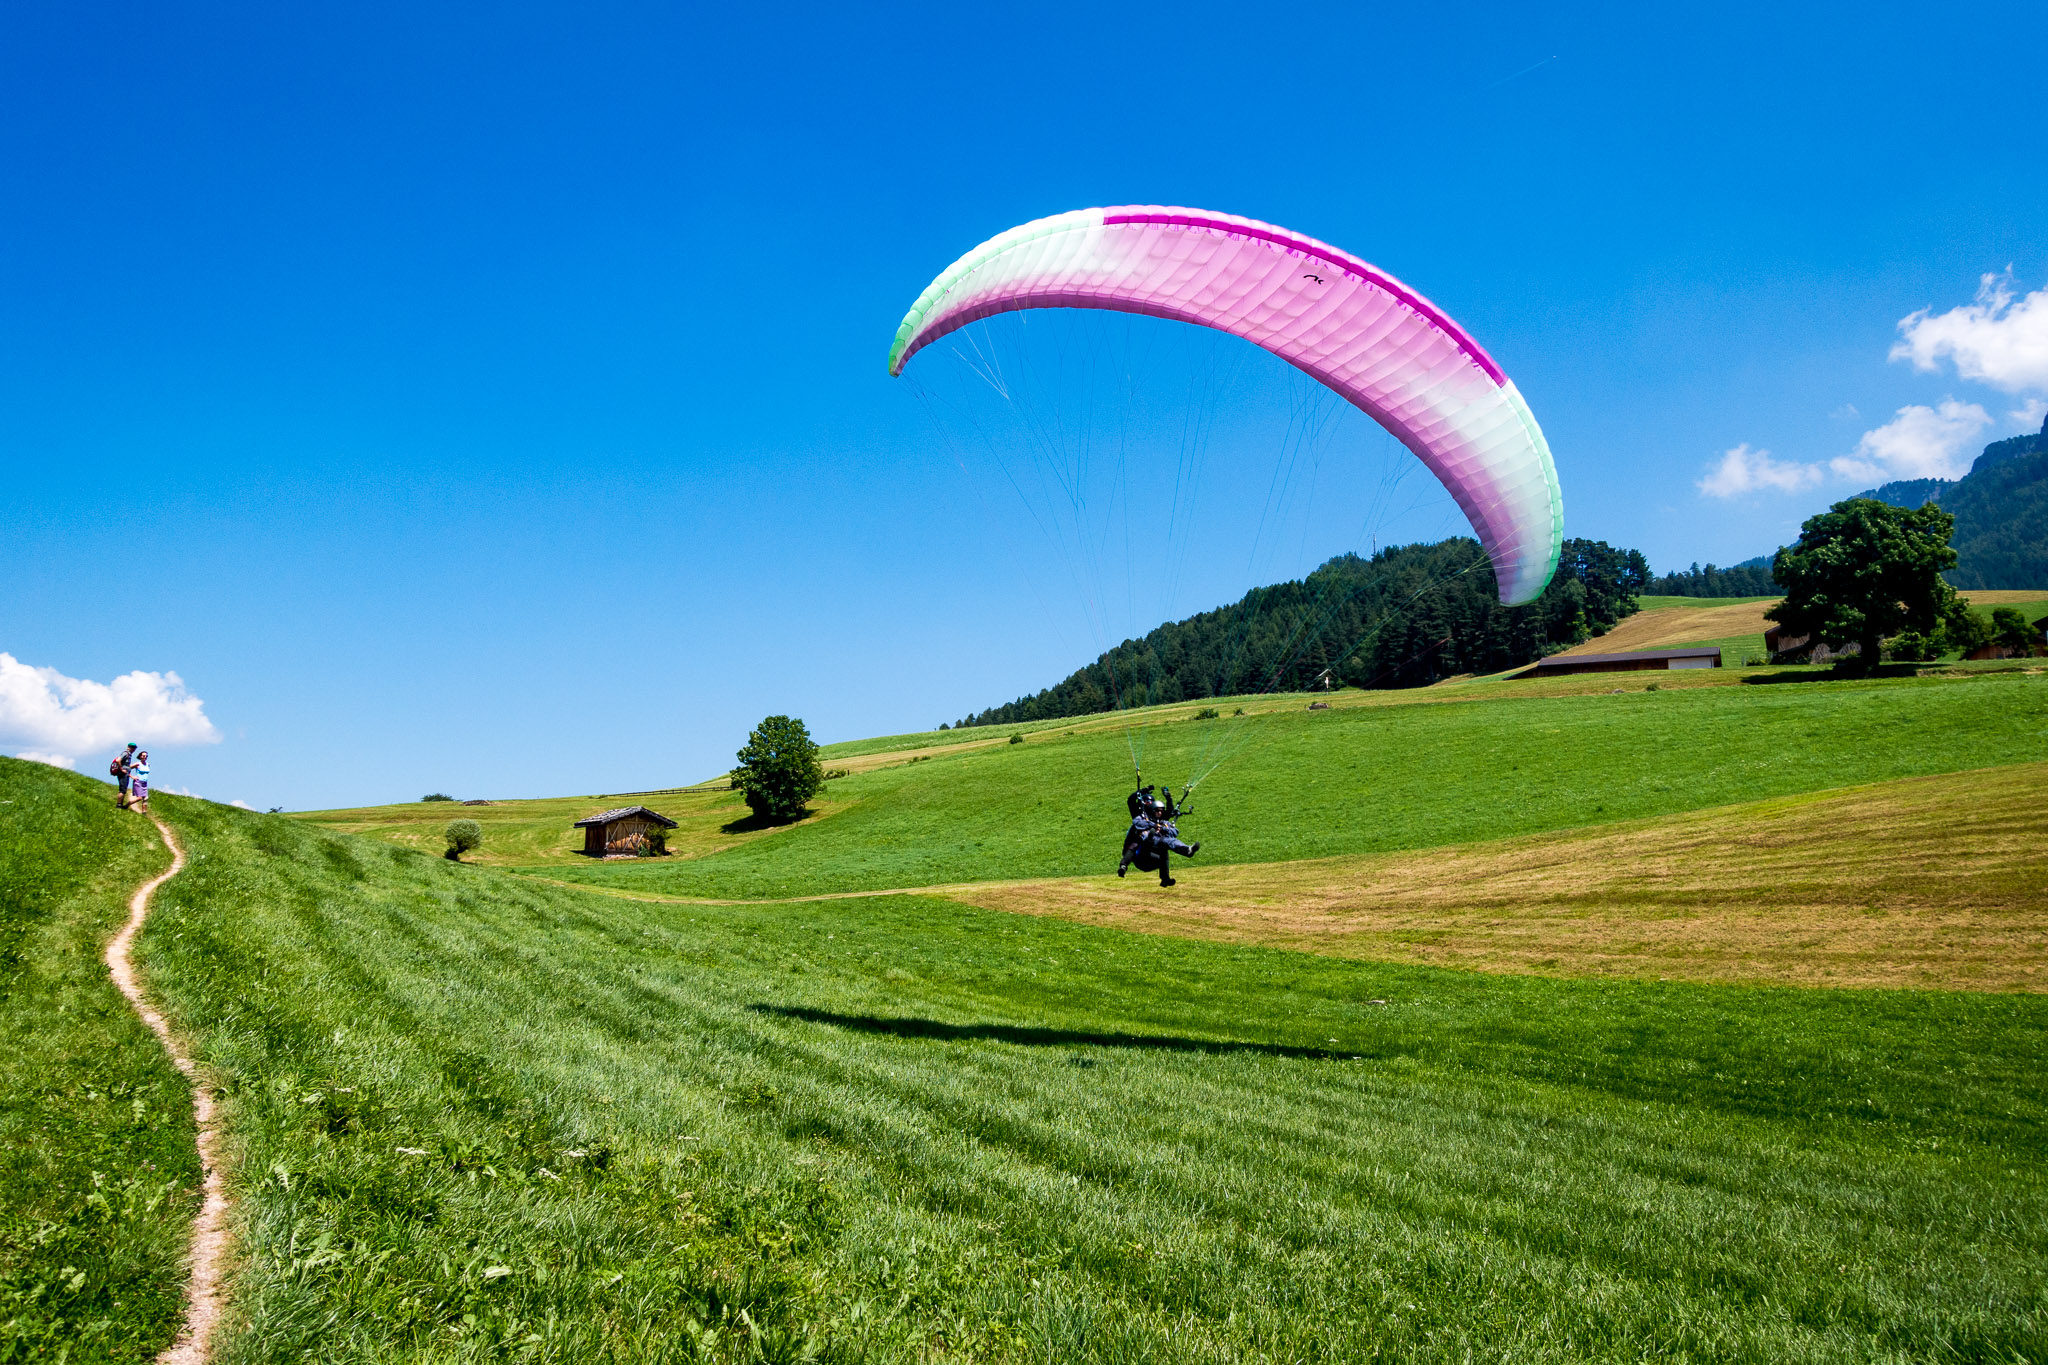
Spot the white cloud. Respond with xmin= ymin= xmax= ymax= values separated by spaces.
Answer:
xmin=2011 ymin=396 xmax=2047 ymax=429
xmin=1831 ymin=399 xmax=1992 ymax=483
xmin=1891 ymin=271 xmax=2048 ymax=393
xmin=17 ymin=750 xmax=78 ymax=769
xmin=1697 ymin=443 xmax=1825 ymax=498
xmin=0 ymin=654 xmax=221 ymax=767
xmin=231 ymin=799 xmax=255 ymax=810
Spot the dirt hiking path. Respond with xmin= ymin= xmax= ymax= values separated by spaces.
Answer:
xmin=104 ymin=816 xmax=229 ymax=1365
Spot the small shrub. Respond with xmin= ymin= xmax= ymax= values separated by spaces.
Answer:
xmin=824 ymin=768 xmax=849 ymax=780
xmin=1009 ymin=734 xmax=1024 ymax=745
xmin=1645 ymin=682 xmax=1661 ymax=691
xmin=1990 ymin=606 xmax=2044 ymax=656
xmin=1742 ymin=653 xmax=1769 ymax=667
xmin=1193 ymin=707 xmax=1220 ymax=721
xmin=1232 ymin=707 xmax=1244 ymax=716
xmin=444 ymin=819 xmax=483 ymax=861
xmin=421 ymin=793 xmax=454 ymax=803
xmin=1884 ymin=630 xmax=1939 ymax=663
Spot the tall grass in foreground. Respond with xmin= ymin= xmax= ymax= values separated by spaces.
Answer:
xmin=0 ymin=759 xmax=197 ymax=1363
xmin=143 ymin=794 xmax=2046 ymax=1362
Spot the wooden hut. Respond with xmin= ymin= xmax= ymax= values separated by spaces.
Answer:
xmin=574 ymin=805 xmax=677 ymax=856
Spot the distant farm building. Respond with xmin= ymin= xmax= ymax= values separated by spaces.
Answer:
xmin=1515 ymin=647 xmax=1722 ymax=679
xmin=1763 ymin=626 xmax=1859 ymax=664
xmin=1964 ymin=641 xmax=2048 ymax=661
xmin=1975 ymin=616 xmax=2048 ymax=660
xmin=574 ymin=805 xmax=677 ymax=856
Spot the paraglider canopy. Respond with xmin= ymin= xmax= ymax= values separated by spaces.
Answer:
xmin=890 ymin=206 xmax=1563 ymax=605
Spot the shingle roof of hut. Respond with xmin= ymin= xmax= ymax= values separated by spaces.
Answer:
xmin=573 ymin=805 xmax=678 ymax=828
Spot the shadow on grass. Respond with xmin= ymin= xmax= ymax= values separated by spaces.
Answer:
xmin=1740 ymin=662 xmax=1937 ymax=684
xmin=1739 ymin=670 xmax=1835 ymax=685
xmin=749 ymin=1004 xmax=1356 ymax=1061
xmin=719 ymin=810 xmax=812 ymax=835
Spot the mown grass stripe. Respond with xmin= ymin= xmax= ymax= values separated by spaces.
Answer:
xmin=124 ymin=791 xmax=2048 ymax=1361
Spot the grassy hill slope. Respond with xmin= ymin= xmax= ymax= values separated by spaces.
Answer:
xmin=1554 ymin=596 xmax=1777 ymax=660
xmin=959 ymin=761 xmax=2048 ymax=990
xmin=128 ymin=794 xmax=2048 ymax=1361
xmin=522 ymin=671 xmax=2048 ymax=901
xmin=1557 ymin=590 xmax=2046 ymax=667
xmin=0 ymin=758 xmax=199 ymax=1364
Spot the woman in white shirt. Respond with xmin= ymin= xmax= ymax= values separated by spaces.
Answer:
xmin=128 ymin=752 xmax=151 ymax=813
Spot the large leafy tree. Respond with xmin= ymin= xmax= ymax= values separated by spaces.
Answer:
xmin=733 ymin=715 xmax=825 ymax=824
xmin=1768 ymin=498 xmax=1958 ymax=668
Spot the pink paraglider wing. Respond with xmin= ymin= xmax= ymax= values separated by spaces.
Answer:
xmin=889 ymin=207 xmax=1562 ymax=605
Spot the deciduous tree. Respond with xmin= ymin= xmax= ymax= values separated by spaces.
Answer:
xmin=1990 ymin=606 xmax=2044 ymax=656
xmin=734 ymin=715 xmax=824 ymax=825
xmin=1942 ymin=603 xmax=1994 ymax=658
xmin=1768 ymin=499 xmax=1958 ymax=669
xmin=444 ymin=819 xmax=483 ymax=861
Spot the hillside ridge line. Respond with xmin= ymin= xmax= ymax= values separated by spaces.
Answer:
xmin=103 ymin=817 xmax=230 ymax=1365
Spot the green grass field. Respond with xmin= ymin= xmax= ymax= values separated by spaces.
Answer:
xmin=530 ymin=671 xmax=2048 ymax=901
xmin=14 ymin=647 xmax=2048 ymax=1362
xmin=114 ymin=780 xmax=2048 ymax=1360
xmin=0 ymin=762 xmax=197 ymax=1363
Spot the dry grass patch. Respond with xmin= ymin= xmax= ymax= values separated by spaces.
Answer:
xmin=1549 ymin=590 xmax=2044 ymax=663
xmin=955 ymin=762 xmax=2048 ymax=991
xmin=826 ymin=736 xmax=1016 ymax=774
xmin=1959 ymin=589 xmax=2048 ymax=605
xmin=1556 ymin=599 xmax=1779 ymax=655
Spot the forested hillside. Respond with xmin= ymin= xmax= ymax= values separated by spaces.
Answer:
xmin=1643 ymin=556 xmax=1778 ymax=597
xmin=1851 ymin=476 xmax=1951 ymax=510
xmin=954 ymin=538 xmax=1649 ymax=728
xmin=1944 ymin=422 xmax=2048 ymax=590
xmin=1847 ymin=413 xmax=2047 ymax=589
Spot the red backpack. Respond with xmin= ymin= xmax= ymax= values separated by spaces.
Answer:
xmin=110 ymin=753 xmax=129 ymax=776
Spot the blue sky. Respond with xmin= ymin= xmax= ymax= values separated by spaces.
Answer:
xmin=4 ymin=0 xmax=2044 ymax=809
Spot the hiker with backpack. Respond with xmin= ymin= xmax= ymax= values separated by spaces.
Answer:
xmin=110 ymin=743 xmax=138 ymax=807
